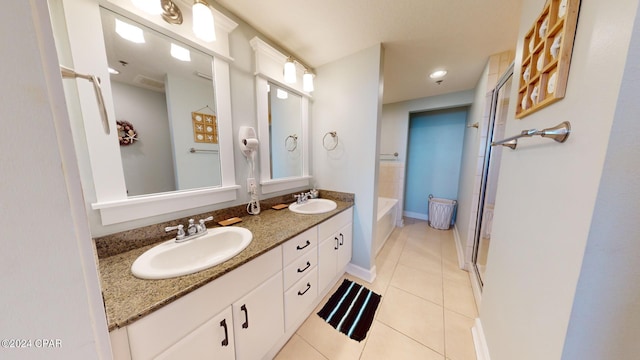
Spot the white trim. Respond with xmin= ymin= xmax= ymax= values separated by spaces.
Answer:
xmin=403 ymin=210 xmax=428 ymax=221
xmin=472 ymin=318 xmax=491 ymax=360
xmin=260 ymin=176 xmax=312 ymax=194
xmin=469 ymin=265 xmax=483 ymax=310
xmin=452 ymin=224 xmax=466 ymax=270
xmin=93 ymin=185 xmax=239 ymax=225
xmin=346 ymin=263 xmax=377 ymax=283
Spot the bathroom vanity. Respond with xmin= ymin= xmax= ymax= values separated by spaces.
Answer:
xmin=100 ymin=195 xmax=353 ymax=359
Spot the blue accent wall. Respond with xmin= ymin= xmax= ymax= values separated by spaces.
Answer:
xmin=404 ymin=107 xmax=467 ymax=219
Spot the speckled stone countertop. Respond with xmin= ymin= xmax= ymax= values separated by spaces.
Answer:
xmin=97 ymin=192 xmax=354 ymax=331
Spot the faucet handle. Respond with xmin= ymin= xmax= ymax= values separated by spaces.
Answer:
xmin=197 ymin=216 xmax=214 ymax=232
xmin=165 ymin=224 xmax=185 ymax=240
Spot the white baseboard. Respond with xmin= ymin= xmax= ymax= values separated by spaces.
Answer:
xmin=346 ymin=263 xmax=377 ymax=283
xmin=469 ymin=265 xmax=483 ymax=311
xmin=452 ymin=224 xmax=466 ymax=270
xmin=403 ymin=211 xmax=428 ymax=221
xmin=472 ymin=318 xmax=491 ymax=360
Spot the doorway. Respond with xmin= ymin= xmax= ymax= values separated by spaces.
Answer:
xmin=472 ymin=65 xmax=513 ymax=287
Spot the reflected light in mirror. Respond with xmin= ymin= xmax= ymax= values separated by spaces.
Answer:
xmin=170 ymin=43 xmax=191 ymax=61
xmin=276 ymin=88 xmax=288 ymax=99
xmin=115 ymin=18 xmax=145 ymax=43
xmin=193 ymin=0 xmax=216 ymax=42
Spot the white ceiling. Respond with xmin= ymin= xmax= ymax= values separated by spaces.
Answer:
xmin=213 ymin=0 xmax=523 ymax=104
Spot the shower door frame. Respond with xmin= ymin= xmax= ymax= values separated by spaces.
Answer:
xmin=472 ymin=63 xmax=514 ymax=289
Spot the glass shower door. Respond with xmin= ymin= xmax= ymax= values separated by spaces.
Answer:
xmin=473 ymin=65 xmax=513 ymax=287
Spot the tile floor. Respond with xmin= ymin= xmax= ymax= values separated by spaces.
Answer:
xmin=275 ymin=218 xmax=478 ymax=360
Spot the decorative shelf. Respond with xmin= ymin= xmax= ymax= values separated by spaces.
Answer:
xmin=516 ymin=0 xmax=581 ymax=118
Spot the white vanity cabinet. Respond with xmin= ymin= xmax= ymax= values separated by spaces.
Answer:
xmin=232 ymin=273 xmax=284 ymax=360
xmin=282 ymin=228 xmax=319 ymax=331
xmin=318 ymin=208 xmax=354 ymax=292
xmin=123 ymin=247 xmax=283 ymax=360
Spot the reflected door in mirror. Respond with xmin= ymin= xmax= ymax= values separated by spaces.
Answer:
xmin=268 ymin=83 xmax=302 ymax=179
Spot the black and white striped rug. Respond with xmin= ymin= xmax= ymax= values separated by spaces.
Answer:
xmin=317 ymin=279 xmax=381 ymax=342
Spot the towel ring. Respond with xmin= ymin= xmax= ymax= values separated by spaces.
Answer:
xmin=323 ymin=131 xmax=338 ymax=151
xmin=285 ymin=134 xmax=298 ymax=152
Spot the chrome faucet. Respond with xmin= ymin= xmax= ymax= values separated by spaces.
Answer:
xmin=165 ymin=216 xmax=214 ymax=243
xmin=293 ymin=192 xmax=310 ymax=204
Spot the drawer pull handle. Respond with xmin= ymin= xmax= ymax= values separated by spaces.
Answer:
xmin=339 ymin=233 xmax=344 ymax=246
xmin=296 ymin=240 xmax=311 ymax=250
xmin=298 ymin=282 xmax=311 ymax=296
xmin=241 ymin=304 xmax=249 ymax=329
xmin=297 ymin=261 xmax=311 ymax=273
xmin=334 ymin=237 xmax=339 ymax=250
xmin=220 ymin=319 xmax=229 ymax=346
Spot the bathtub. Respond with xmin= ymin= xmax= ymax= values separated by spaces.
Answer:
xmin=374 ymin=197 xmax=399 ymax=256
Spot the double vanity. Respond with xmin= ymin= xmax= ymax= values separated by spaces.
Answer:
xmin=98 ymin=191 xmax=354 ymax=359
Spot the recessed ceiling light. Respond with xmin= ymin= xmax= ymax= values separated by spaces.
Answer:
xmin=429 ymin=70 xmax=448 ymax=79
xmin=108 ymin=67 xmax=120 ymax=75
xmin=170 ymin=43 xmax=191 ymax=62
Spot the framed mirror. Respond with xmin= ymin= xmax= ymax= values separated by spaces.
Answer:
xmin=251 ymin=37 xmax=311 ymax=194
xmin=52 ymin=0 xmax=239 ymax=226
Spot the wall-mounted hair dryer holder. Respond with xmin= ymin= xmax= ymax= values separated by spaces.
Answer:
xmin=238 ymin=126 xmax=259 ymax=157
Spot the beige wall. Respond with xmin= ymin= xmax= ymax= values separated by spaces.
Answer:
xmin=478 ymin=0 xmax=640 ymax=359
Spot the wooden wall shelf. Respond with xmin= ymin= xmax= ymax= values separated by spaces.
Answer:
xmin=516 ymin=0 xmax=581 ymax=118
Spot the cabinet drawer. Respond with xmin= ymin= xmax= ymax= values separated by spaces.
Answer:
xmin=284 ymin=268 xmax=318 ymax=331
xmin=318 ymin=208 xmax=353 ymax=241
xmin=282 ymin=227 xmax=317 ymax=265
xmin=283 ymin=249 xmax=317 ymax=290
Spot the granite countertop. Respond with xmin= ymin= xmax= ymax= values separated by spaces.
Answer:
xmin=98 ymin=199 xmax=353 ymax=331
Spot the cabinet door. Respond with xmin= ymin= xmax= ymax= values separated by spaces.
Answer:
xmin=156 ymin=307 xmax=235 ymax=360
xmin=233 ymin=272 xmax=284 ymax=360
xmin=318 ymin=234 xmax=339 ymax=293
xmin=337 ymin=223 xmax=353 ymax=271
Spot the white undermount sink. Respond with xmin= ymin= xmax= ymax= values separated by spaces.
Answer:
xmin=289 ymin=198 xmax=337 ymax=214
xmin=131 ymin=227 xmax=253 ymax=280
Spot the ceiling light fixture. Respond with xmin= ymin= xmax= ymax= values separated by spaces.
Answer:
xmin=170 ymin=43 xmax=191 ymax=61
xmin=303 ymin=69 xmax=315 ymax=92
xmin=192 ymin=0 xmax=216 ymax=42
xmin=115 ymin=18 xmax=145 ymax=43
xmin=108 ymin=67 xmax=120 ymax=75
xmin=429 ymin=70 xmax=448 ymax=79
xmin=283 ymin=57 xmax=297 ymax=84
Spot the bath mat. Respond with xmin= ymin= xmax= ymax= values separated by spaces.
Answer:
xmin=317 ymin=279 xmax=381 ymax=342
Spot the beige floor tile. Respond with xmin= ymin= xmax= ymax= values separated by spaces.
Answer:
xmin=399 ymin=246 xmax=442 ymax=275
xmin=444 ymin=310 xmax=477 ymax=360
xmin=443 ymin=280 xmax=478 ymax=318
xmin=404 ymin=234 xmax=442 ymax=257
xmin=443 ymin=261 xmax=472 ymax=285
xmin=296 ymin=312 xmax=366 ymax=360
xmin=390 ymin=263 xmax=443 ymax=305
xmin=275 ymin=334 xmax=328 ymax=360
xmin=377 ymin=286 xmax=445 ymax=354
xmin=361 ymin=321 xmax=444 ymax=360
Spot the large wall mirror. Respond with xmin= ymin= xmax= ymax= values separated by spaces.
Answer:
xmin=251 ymin=37 xmax=311 ymax=194
xmin=101 ymin=8 xmax=221 ymax=196
xmin=51 ymin=0 xmax=239 ymax=226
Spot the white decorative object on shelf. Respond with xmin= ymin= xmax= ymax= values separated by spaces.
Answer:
xmin=530 ymin=85 xmax=539 ymax=104
xmin=537 ymin=54 xmax=545 ymax=71
xmin=539 ymin=16 xmax=549 ymax=37
xmin=551 ymin=35 xmax=562 ymax=59
xmin=547 ymin=72 xmax=558 ymax=94
xmin=559 ymin=0 xmax=568 ymax=18
xmin=523 ymin=66 xmax=531 ymax=81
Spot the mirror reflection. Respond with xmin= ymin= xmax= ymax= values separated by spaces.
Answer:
xmin=101 ymin=8 xmax=221 ymax=196
xmin=268 ymin=82 xmax=303 ymax=179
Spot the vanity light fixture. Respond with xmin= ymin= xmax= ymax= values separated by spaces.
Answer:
xmin=161 ymin=0 xmax=183 ymax=24
xmin=170 ymin=43 xmax=191 ymax=61
xmin=115 ymin=18 xmax=146 ymax=43
xmin=192 ymin=0 xmax=216 ymax=42
xmin=284 ymin=57 xmax=297 ymax=84
xmin=429 ymin=70 xmax=448 ymax=79
xmin=303 ymin=69 xmax=315 ymax=92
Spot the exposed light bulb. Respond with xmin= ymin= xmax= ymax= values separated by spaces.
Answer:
xmin=284 ymin=57 xmax=296 ymax=84
xmin=303 ymin=70 xmax=314 ymax=92
xmin=192 ymin=0 xmax=216 ymax=42
xmin=132 ymin=0 xmax=163 ymax=15
xmin=170 ymin=43 xmax=191 ymax=61
xmin=115 ymin=18 xmax=145 ymax=43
